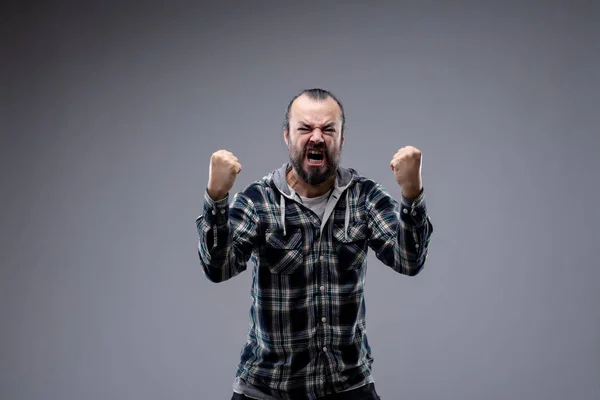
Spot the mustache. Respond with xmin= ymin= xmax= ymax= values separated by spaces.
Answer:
xmin=304 ymin=143 xmax=325 ymax=152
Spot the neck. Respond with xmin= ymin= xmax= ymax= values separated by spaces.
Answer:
xmin=286 ymin=167 xmax=335 ymax=198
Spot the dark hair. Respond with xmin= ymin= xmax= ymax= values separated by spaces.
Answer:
xmin=283 ymin=88 xmax=346 ymax=134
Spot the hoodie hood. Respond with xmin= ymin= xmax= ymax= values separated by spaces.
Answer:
xmin=272 ymin=162 xmax=358 ymax=237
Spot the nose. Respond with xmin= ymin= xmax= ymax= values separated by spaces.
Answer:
xmin=310 ymin=128 xmax=324 ymax=144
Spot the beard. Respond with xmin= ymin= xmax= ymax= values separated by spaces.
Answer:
xmin=288 ymin=142 xmax=342 ymax=185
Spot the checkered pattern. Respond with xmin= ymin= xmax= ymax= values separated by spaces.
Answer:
xmin=196 ymin=165 xmax=433 ymax=399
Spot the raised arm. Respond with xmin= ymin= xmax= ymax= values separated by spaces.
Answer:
xmin=366 ymin=146 xmax=433 ymax=276
xmin=195 ymin=150 xmax=259 ymax=282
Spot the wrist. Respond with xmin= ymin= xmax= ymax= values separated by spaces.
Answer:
xmin=401 ymin=185 xmax=422 ymax=200
xmin=207 ymin=188 xmax=227 ymax=202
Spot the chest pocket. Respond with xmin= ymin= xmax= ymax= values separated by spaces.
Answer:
xmin=264 ymin=229 xmax=304 ymax=274
xmin=333 ymin=221 xmax=368 ymax=270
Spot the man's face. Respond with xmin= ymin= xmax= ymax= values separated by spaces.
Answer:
xmin=285 ymin=95 xmax=344 ymax=185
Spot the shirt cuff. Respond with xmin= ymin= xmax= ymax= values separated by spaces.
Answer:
xmin=400 ymin=188 xmax=427 ymax=227
xmin=203 ymin=189 xmax=230 ymax=225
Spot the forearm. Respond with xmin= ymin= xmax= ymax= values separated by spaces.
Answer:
xmin=368 ymin=184 xmax=433 ymax=276
xmin=394 ymin=190 xmax=433 ymax=275
xmin=196 ymin=190 xmax=255 ymax=282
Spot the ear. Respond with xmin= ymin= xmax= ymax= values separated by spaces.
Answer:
xmin=341 ymin=131 xmax=345 ymax=146
xmin=283 ymin=129 xmax=289 ymax=145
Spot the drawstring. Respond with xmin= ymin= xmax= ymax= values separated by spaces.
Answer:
xmin=280 ymin=194 xmax=287 ymax=236
xmin=344 ymin=189 xmax=350 ymax=240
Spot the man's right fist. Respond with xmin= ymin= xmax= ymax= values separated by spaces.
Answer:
xmin=207 ymin=150 xmax=242 ymax=201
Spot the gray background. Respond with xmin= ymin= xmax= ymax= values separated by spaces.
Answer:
xmin=2 ymin=1 xmax=599 ymax=399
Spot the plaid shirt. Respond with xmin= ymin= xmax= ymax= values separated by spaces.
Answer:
xmin=196 ymin=163 xmax=433 ymax=399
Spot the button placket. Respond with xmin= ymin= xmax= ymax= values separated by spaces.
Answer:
xmin=316 ymin=236 xmax=331 ymax=359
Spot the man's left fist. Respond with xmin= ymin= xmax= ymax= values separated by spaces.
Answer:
xmin=390 ymin=146 xmax=423 ymax=199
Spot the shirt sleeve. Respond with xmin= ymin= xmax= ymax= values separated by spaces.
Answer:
xmin=365 ymin=183 xmax=433 ymax=276
xmin=195 ymin=189 xmax=260 ymax=282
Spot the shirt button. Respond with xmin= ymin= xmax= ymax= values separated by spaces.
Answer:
xmin=320 ymin=286 xmax=325 ymax=292
xmin=211 ymin=210 xmax=216 ymax=215
xmin=319 ymin=255 xmax=324 ymax=261
xmin=323 ymin=347 xmax=328 ymax=352
xmin=415 ymin=243 xmax=419 ymax=248
xmin=411 ymin=210 xmax=417 ymax=216
xmin=402 ymin=208 xmax=408 ymax=214
xmin=220 ymin=209 xmax=226 ymax=214
xmin=321 ymin=317 xmax=326 ymax=323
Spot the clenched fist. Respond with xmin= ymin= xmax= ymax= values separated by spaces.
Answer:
xmin=390 ymin=146 xmax=423 ymax=200
xmin=207 ymin=150 xmax=242 ymax=201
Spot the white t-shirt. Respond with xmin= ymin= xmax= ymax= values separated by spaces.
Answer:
xmin=291 ymin=185 xmax=332 ymax=221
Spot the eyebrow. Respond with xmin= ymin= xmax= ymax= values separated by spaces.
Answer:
xmin=297 ymin=122 xmax=336 ymax=129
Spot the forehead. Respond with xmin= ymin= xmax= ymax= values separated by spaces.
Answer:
xmin=289 ymin=95 xmax=342 ymax=125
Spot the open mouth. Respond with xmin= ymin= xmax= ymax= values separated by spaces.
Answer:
xmin=306 ymin=148 xmax=325 ymax=166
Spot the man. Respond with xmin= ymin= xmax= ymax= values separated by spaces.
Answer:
xmin=195 ymin=88 xmax=434 ymax=400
